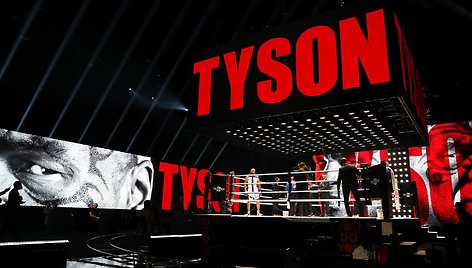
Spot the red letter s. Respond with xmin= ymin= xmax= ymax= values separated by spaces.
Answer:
xmin=257 ymin=37 xmax=292 ymax=104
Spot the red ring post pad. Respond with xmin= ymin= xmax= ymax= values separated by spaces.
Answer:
xmin=186 ymin=0 xmax=427 ymax=157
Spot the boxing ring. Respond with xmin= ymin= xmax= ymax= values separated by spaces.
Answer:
xmin=209 ymin=167 xmax=383 ymax=218
xmin=191 ymin=166 xmax=423 ymax=266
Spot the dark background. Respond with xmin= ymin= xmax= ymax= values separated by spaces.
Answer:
xmin=0 ymin=0 xmax=471 ymax=175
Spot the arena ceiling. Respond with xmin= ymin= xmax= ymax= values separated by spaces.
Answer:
xmin=0 ymin=0 xmax=471 ymax=171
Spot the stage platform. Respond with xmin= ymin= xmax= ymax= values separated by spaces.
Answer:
xmin=191 ymin=213 xmax=423 ymax=267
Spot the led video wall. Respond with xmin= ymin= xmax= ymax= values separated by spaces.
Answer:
xmin=313 ymin=120 xmax=472 ymax=227
xmin=0 ymin=128 xmax=154 ymax=210
xmin=409 ymin=121 xmax=472 ymax=227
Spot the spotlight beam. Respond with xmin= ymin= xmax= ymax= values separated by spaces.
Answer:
xmin=194 ymin=137 xmax=213 ymax=167
xmin=125 ymin=0 xmax=218 ymax=150
xmin=140 ymin=1 xmax=269 ymax=158
xmin=209 ymin=142 xmax=228 ymax=170
xmin=78 ymin=0 xmax=162 ymax=143
xmin=179 ymin=133 xmax=200 ymax=164
xmin=144 ymin=111 xmax=173 ymax=156
xmin=230 ymin=1 xmax=260 ymax=41
xmin=161 ymin=117 xmax=188 ymax=161
xmin=131 ymin=79 xmax=189 ymax=154
xmin=105 ymin=1 xmax=193 ymax=148
xmin=205 ymin=1 xmax=238 ymax=45
xmin=49 ymin=0 xmax=129 ymax=137
xmin=17 ymin=0 xmax=91 ymax=131
xmin=140 ymin=1 xmax=238 ymax=156
xmin=0 ymin=0 xmax=43 ymax=81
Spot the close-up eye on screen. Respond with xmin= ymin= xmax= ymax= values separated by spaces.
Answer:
xmin=0 ymin=128 xmax=154 ymax=210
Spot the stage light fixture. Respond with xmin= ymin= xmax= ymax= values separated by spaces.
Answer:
xmin=210 ymin=100 xmax=422 ymax=156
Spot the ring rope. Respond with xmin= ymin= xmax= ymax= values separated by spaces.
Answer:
xmin=231 ymin=180 xmax=337 ymax=185
xmin=231 ymin=189 xmax=337 ymax=195
xmin=231 ymin=198 xmax=343 ymax=203
xmin=230 ymin=177 xmax=365 ymax=183
xmin=231 ymin=198 xmax=368 ymax=203
xmin=212 ymin=169 xmax=340 ymax=177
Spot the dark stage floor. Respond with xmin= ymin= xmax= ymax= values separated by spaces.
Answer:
xmin=1 ymin=213 xmax=471 ymax=267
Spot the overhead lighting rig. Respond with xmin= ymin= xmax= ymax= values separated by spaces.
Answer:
xmin=207 ymin=97 xmax=425 ymax=156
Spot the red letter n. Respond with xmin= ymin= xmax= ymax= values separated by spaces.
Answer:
xmin=340 ymin=9 xmax=390 ymax=89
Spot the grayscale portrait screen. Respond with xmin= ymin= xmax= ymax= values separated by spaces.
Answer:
xmin=0 ymin=128 xmax=154 ymax=210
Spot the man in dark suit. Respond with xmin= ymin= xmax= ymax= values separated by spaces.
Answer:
xmin=336 ymin=158 xmax=365 ymax=217
xmin=5 ymin=181 xmax=25 ymax=239
xmin=7 ymin=181 xmax=25 ymax=207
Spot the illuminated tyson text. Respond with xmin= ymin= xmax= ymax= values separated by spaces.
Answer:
xmin=193 ymin=9 xmax=390 ymax=116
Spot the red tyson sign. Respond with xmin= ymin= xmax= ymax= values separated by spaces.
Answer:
xmin=157 ymin=161 xmax=241 ymax=213
xmin=189 ymin=2 xmax=426 ymax=131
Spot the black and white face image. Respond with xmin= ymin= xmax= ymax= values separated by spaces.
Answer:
xmin=0 ymin=129 xmax=154 ymax=209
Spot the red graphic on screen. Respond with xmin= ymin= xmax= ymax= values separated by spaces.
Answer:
xmin=312 ymin=121 xmax=472 ymax=227
xmin=425 ymin=122 xmax=472 ymax=225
